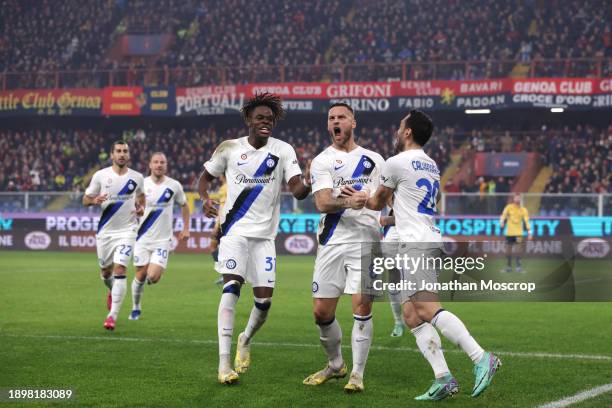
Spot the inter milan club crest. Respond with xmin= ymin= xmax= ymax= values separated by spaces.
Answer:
xmin=266 ymin=158 xmax=275 ymax=168
xmin=363 ymin=160 xmax=372 ymax=169
xmin=241 ymin=153 xmax=247 ymax=160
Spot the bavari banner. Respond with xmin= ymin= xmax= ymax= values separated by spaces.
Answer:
xmin=1 ymin=78 xmax=610 ymax=117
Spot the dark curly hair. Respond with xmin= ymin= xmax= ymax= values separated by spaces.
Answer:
xmin=241 ymin=92 xmax=285 ymax=124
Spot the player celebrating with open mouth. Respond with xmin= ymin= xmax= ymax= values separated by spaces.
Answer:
xmin=303 ymin=103 xmax=385 ymax=393
xmin=198 ymin=93 xmax=312 ymax=385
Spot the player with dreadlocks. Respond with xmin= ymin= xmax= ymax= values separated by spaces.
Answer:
xmin=198 ymin=93 xmax=312 ymax=384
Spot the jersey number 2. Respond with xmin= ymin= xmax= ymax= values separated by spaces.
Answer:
xmin=416 ymin=178 xmax=439 ymax=216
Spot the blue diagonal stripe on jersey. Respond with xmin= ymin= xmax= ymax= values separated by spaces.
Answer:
xmin=136 ymin=188 xmax=174 ymax=240
xmin=119 ymin=179 xmax=138 ymax=195
xmin=137 ymin=209 xmax=163 ymax=240
xmin=98 ymin=202 xmax=124 ymax=233
xmin=318 ymin=210 xmax=344 ymax=245
xmin=253 ymin=153 xmax=280 ymax=177
xmin=156 ymin=188 xmax=174 ymax=204
xmin=220 ymin=185 xmax=264 ymax=236
xmin=351 ymin=155 xmax=376 ymax=178
xmin=97 ymin=178 xmax=138 ymax=233
xmin=219 ymin=153 xmax=278 ymax=235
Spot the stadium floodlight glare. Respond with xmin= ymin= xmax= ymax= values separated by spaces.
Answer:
xmin=465 ymin=109 xmax=491 ymax=114
xmin=550 ymin=107 xmax=565 ymax=113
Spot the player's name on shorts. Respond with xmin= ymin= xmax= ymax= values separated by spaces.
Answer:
xmin=372 ymin=279 xmax=536 ymax=293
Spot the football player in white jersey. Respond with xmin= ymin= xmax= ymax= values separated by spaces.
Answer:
xmin=365 ymin=110 xmax=501 ymax=400
xmin=302 ymin=103 xmax=384 ymax=393
xmin=380 ymin=209 xmax=406 ymax=337
xmin=83 ymin=140 xmax=145 ymax=331
xmin=198 ymin=93 xmax=312 ymax=384
xmin=129 ymin=152 xmax=190 ymax=321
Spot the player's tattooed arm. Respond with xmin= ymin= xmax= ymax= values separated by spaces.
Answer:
xmin=365 ymin=185 xmax=394 ymax=211
xmin=82 ymin=193 xmax=108 ymax=206
xmin=198 ymin=168 xmax=219 ymax=218
xmin=314 ymin=188 xmax=366 ymax=213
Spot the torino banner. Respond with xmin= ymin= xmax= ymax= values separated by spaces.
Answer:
xmin=174 ymin=77 xmax=612 ymax=115
xmin=1 ymin=78 xmax=610 ymax=117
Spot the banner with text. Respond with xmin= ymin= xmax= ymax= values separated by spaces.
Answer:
xmin=1 ymin=78 xmax=610 ymax=117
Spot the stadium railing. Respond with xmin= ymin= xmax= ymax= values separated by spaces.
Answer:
xmin=1 ymin=58 xmax=609 ymax=90
xmin=2 ymin=192 xmax=610 ymax=217
xmin=443 ymin=193 xmax=611 ymax=217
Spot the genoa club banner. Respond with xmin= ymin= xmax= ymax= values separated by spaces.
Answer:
xmin=0 ymin=89 xmax=102 ymax=116
xmin=1 ymin=78 xmax=611 ymax=117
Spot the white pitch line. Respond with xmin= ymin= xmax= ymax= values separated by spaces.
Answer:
xmin=536 ymin=383 xmax=612 ymax=408
xmin=2 ymin=332 xmax=612 ymax=362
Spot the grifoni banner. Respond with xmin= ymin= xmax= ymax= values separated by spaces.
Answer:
xmin=1 ymin=78 xmax=611 ymax=117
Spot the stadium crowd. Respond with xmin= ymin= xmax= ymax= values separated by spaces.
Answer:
xmin=0 ymin=123 xmax=453 ymax=194
xmin=3 ymin=123 xmax=608 ymax=195
xmin=544 ymin=125 xmax=611 ymax=194
xmin=1 ymin=0 xmax=609 ymax=87
xmin=0 ymin=128 xmax=106 ymax=193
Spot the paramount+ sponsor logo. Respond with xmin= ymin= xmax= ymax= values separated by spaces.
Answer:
xmin=24 ymin=231 xmax=51 ymax=250
xmin=577 ymin=238 xmax=610 ymax=258
xmin=284 ymin=234 xmax=315 ymax=254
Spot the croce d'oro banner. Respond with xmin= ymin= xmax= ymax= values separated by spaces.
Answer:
xmin=1 ymin=78 xmax=611 ymax=117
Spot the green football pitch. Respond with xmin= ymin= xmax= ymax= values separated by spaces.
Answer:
xmin=1 ymin=251 xmax=611 ymax=408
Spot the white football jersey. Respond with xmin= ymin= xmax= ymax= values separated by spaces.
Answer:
xmin=137 ymin=176 xmax=187 ymax=242
xmin=310 ymin=145 xmax=384 ymax=245
xmin=204 ymin=136 xmax=302 ymax=239
xmin=85 ymin=167 xmax=144 ymax=237
xmin=380 ymin=149 xmax=442 ymax=242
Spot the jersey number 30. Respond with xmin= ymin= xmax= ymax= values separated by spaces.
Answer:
xmin=416 ymin=178 xmax=439 ymax=216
